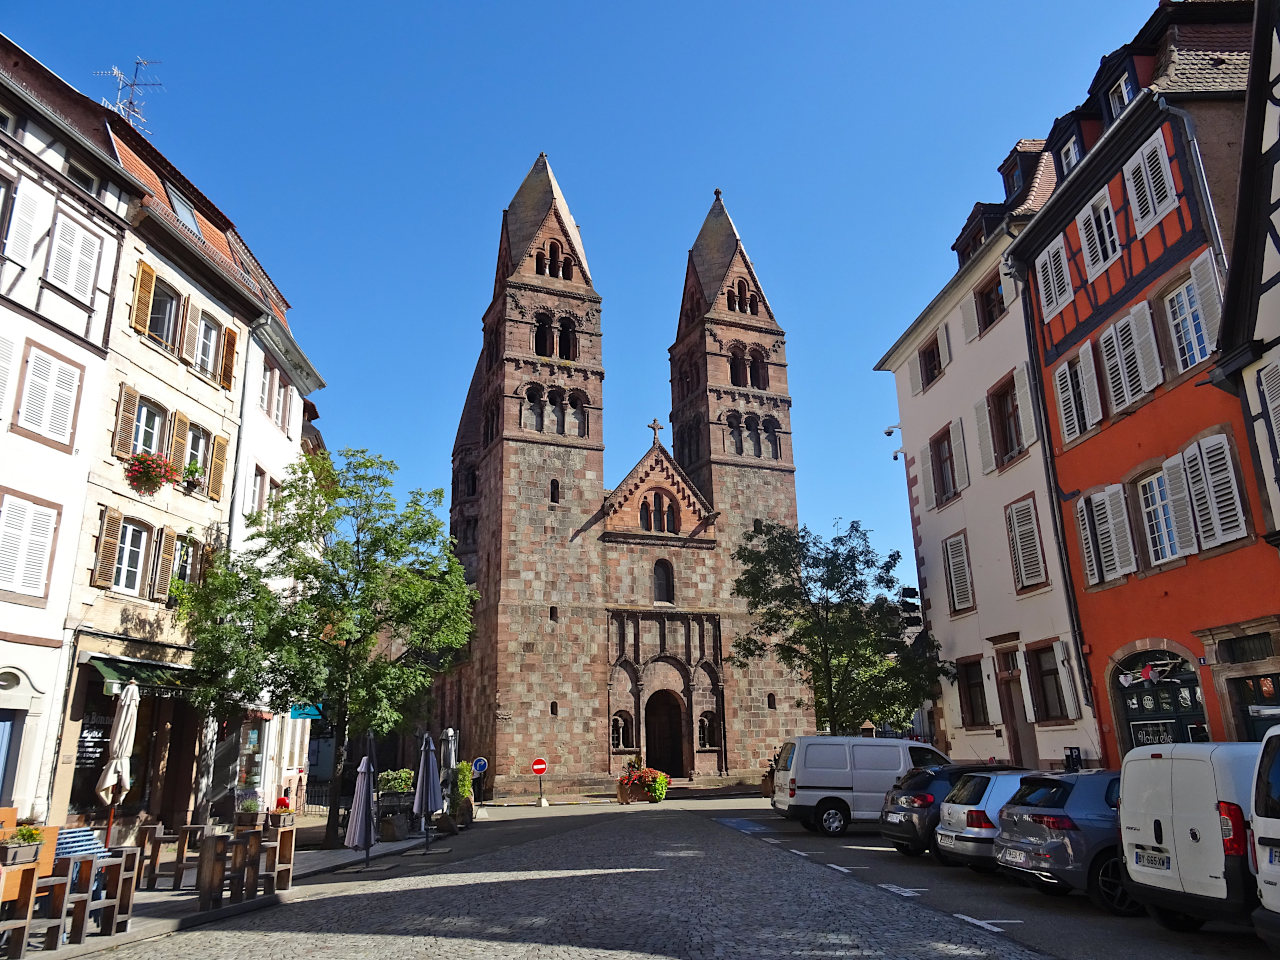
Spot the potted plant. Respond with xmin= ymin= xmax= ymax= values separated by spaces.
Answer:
xmin=452 ymin=760 xmax=474 ymax=827
xmin=616 ymin=757 xmax=648 ymax=804
xmin=637 ymin=767 xmax=670 ymax=803
xmin=1 ymin=825 xmax=43 ymax=865
xmin=181 ymin=460 xmax=205 ymax=492
xmin=268 ymin=797 xmax=294 ymax=828
xmin=125 ymin=452 xmax=180 ymax=496
xmin=235 ymin=791 xmax=263 ymax=827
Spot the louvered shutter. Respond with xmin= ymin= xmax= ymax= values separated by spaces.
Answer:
xmin=151 ymin=527 xmax=176 ymax=601
xmin=47 ymin=216 xmax=77 ymax=291
xmin=1125 ymin=153 xmax=1154 ymax=230
xmin=1129 ymin=303 xmax=1163 ymax=393
xmin=220 ymin=328 xmax=237 ymax=391
xmin=1013 ymin=362 xmax=1037 ymax=445
xmin=1000 ymin=265 xmax=1019 ymax=309
xmin=1078 ymin=342 xmax=1103 ymax=428
xmin=1199 ymin=434 xmax=1247 ymax=545
xmin=0 ymin=496 xmax=28 ymax=592
xmin=1076 ymin=499 xmax=1100 ymax=586
xmin=945 ymin=533 xmax=973 ymax=610
xmin=1189 ymin=250 xmax=1223 ymax=350
xmin=19 ymin=502 xmax=55 ymax=597
xmin=1098 ymin=327 xmax=1128 ymax=413
xmin=1182 ymin=442 xmax=1217 ymax=548
xmin=0 ymin=336 xmax=13 ymax=418
xmin=1055 ymin=361 xmax=1081 ymax=443
xmin=1261 ymin=364 xmax=1280 ymax=467
xmin=961 ymin=294 xmax=980 ymax=343
xmin=45 ymin=354 xmax=78 ymax=445
xmin=1161 ymin=453 xmax=1200 ymax=557
xmin=1091 ymin=493 xmax=1120 ymax=581
xmin=208 ymin=434 xmax=229 ymax=501
xmin=4 ymin=183 xmax=41 ymax=265
xmin=919 ymin=445 xmax=935 ymax=511
xmin=973 ymin=399 xmax=996 ymax=474
xmin=907 ymin=355 xmax=922 ymax=396
xmin=1037 ymin=251 xmax=1057 ymax=317
xmin=980 ymin=657 xmax=1002 ymax=726
xmin=937 ymin=323 xmax=951 ymax=368
xmin=1018 ymin=650 xmax=1039 ymax=722
xmin=112 ymin=384 xmax=139 ymax=459
xmin=91 ymin=507 xmax=123 ymax=588
xmin=950 ymin=418 xmax=969 ymax=491
xmin=169 ymin=411 xmax=189 ymax=470
xmin=1053 ymin=639 xmax=1083 ymax=720
xmin=178 ymin=298 xmax=197 ymax=365
xmin=1077 ymin=204 xmax=1102 ymax=277
xmin=131 ymin=261 xmax=156 ymax=335
xmin=1105 ymin=483 xmax=1137 ymax=576
xmin=18 ymin=347 xmax=78 ymax=445
xmin=74 ymin=228 xmax=98 ymax=302
xmin=1050 ymin=242 xmax=1071 ymax=307
xmin=1145 ymin=137 xmax=1173 ymax=214
xmin=1007 ymin=499 xmax=1046 ymax=588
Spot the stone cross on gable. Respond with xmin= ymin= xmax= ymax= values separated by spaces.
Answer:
xmin=649 ymin=419 xmax=664 ymax=445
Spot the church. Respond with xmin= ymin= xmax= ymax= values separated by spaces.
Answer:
xmin=436 ymin=155 xmax=813 ymax=794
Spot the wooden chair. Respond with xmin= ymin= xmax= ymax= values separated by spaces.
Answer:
xmin=260 ymin=824 xmax=295 ymax=894
xmin=47 ymin=829 xmax=138 ymax=943
xmin=144 ymin=824 xmax=204 ymax=891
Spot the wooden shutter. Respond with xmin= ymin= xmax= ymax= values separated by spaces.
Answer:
xmin=1007 ymin=499 xmax=1046 ymax=588
xmin=1076 ymin=499 xmax=1100 ymax=586
xmin=1049 ymin=242 xmax=1070 ymax=308
xmin=45 ymin=354 xmax=78 ymax=445
xmin=208 ymin=434 xmax=229 ymax=501
xmin=980 ymin=656 xmax=1002 ymax=727
xmin=0 ymin=495 xmax=26 ymax=592
xmin=961 ymin=294 xmax=980 ymax=342
xmin=1261 ymin=363 xmax=1280 ymax=467
xmin=973 ymin=398 xmax=996 ymax=474
xmin=1076 ymin=203 xmax=1102 ymax=276
xmin=169 ymin=410 xmax=189 ymax=469
xmin=1013 ymin=362 xmax=1037 ymax=445
xmin=907 ymin=355 xmax=922 ymax=396
xmin=1053 ymin=639 xmax=1083 ymax=720
xmin=1105 ymin=483 xmax=1137 ymax=576
xmin=91 ymin=507 xmax=124 ymax=588
xmin=1125 ymin=153 xmax=1154 ymax=229
xmin=18 ymin=501 xmax=55 ymax=597
xmin=1200 ymin=434 xmax=1246 ymax=545
xmin=1189 ymin=250 xmax=1223 ymax=350
xmin=944 ymin=533 xmax=973 ymax=610
xmin=1078 ymin=342 xmax=1103 ymax=428
xmin=73 ymin=228 xmax=98 ymax=302
xmin=918 ymin=445 xmax=935 ymax=511
xmin=220 ymin=328 xmax=237 ymax=391
xmin=47 ymin=216 xmax=77 ymax=291
xmin=1129 ymin=303 xmax=1163 ymax=393
xmin=1182 ymin=442 xmax=1217 ymax=548
xmin=3 ymin=184 xmax=41 ymax=265
xmin=1000 ymin=264 xmax=1019 ymax=309
xmin=1091 ymin=493 xmax=1120 ymax=581
xmin=1160 ymin=453 xmax=1199 ymax=558
xmin=937 ymin=323 xmax=951 ymax=369
xmin=151 ymin=527 xmax=176 ymax=601
xmin=131 ymin=261 xmax=156 ymax=335
xmin=1017 ymin=650 xmax=1039 ymax=722
xmin=1144 ymin=137 xmax=1173 ymax=213
xmin=112 ymin=383 xmax=139 ymax=459
xmin=18 ymin=347 xmax=78 ymax=445
xmin=950 ymin=418 xmax=969 ymax=491
xmin=1054 ymin=360 xmax=1081 ymax=443
xmin=178 ymin=297 xmax=197 ymax=365
xmin=1098 ymin=327 xmax=1128 ymax=413
xmin=0 ymin=336 xmax=13 ymax=417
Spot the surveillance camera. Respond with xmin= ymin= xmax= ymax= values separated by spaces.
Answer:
xmin=884 ymin=428 xmax=895 ymax=437
xmin=892 ymin=451 xmax=899 ymax=461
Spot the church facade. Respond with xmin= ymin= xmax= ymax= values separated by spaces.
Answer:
xmin=438 ymin=155 xmax=813 ymax=794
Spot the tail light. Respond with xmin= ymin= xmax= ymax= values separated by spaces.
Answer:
xmin=1029 ymin=813 xmax=1078 ymax=831
xmin=967 ymin=809 xmax=996 ymax=829
xmin=1219 ymin=801 xmax=1247 ymax=857
xmin=902 ymin=793 xmax=934 ymax=808
xmin=789 ymin=778 xmax=796 ymax=799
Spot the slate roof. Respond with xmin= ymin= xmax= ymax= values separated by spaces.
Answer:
xmin=1151 ymin=21 xmax=1252 ymax=93
xmin=503 ymin=154 xmax=591 ymax=282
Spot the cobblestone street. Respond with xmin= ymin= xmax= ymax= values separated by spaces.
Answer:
xmin=104 ymin=806 xmax=1042 ymax=960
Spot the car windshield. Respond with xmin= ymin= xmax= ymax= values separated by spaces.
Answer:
xmin=946 ymin=774 xmax=989 ymax=806
xmin=1008 ymin=778 xmax=1072 ymax=808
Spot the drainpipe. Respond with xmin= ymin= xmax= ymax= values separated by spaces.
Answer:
xmin=1003 ymin=221 xmax=1095 ymax=715
xmin=1157 ymin=97 xmax=1229 ymax=276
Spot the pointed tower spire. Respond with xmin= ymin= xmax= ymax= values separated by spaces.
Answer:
xmin=497 ymin=153 xmax=592 ymax=287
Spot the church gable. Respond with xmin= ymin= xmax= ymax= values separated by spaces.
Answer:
xmin=709 ymin=248 xmax=776 ymax=324
xmin=603 ymin=441 xmax=715 ymax=537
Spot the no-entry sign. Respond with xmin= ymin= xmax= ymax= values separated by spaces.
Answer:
xmin=531 ymin=757 xmax=547 ymax=776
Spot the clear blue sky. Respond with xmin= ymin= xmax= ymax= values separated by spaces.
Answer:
xmin=8 ymin=2 xmax=1154 ymax=578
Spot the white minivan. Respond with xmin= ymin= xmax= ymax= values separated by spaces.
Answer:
xmin=1120 ymin=742 xmax=1259 ymax=931
xmin=771 ymin=736 xmax=949 ymax=836
xmin=1249 ymin=725 xmax=1280 ymax=950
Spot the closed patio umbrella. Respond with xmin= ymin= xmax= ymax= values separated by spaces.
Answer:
xmin=345 ymin=755 xmax=376 ymax=865
xmin=95 ymin=680 xmax=140 ymax=845
xmin=412 ymin=734 xmax=443 ymax=851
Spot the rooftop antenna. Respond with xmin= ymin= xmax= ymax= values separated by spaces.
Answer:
xmin=94 ymin=58 xmax=163 ymax=134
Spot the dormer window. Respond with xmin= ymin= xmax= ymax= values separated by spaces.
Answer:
xmin=1108 ymin=74 xmax=1136 ymax=119
xmin=1060 ymin=137 xmax=1081 ymax=177
xmin=65 ymin=161 xmax=97 ymax=196
xmin=1004 ymin=165 xmax=1023 ymax=199
xmin=167 ymin=185 xmax=202 ymax=237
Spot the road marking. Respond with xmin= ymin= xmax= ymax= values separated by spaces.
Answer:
xmin=713 ymin=817 xmax=772 ymax=833
xmin=877 ymin=883 xmax=927 ymax=897
xmin=827 ymin=863 xmax=851 ymax=873
xmin=954 ymin=915 xmax=1024 ymax=933
xmin=843 ymin=843 xmax=896 ymax=852
xmin=788 ymin=849 xmax=809 ymax=857
xmin=761 ymin=837 xmax=782 ymax=844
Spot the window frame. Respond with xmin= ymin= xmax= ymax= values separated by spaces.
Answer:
xmin=1060 ymin=137 xmax=1081 ymax=177
xmin=918 ymin=335 xmax=943 ymax=389
xmin=956 ymin=657 xmax=990 ymax=728
xmin=1005 ymin=494 xmax=1048 ymax=591
xmin=9 ymin=339 xmax=84 ymax=454
xmin=988 ymin=375 xmax=1023 ymax=466
xmin=1028 ymin=643 xmax=1070 ymax=722
xmin=132 ymin=398 xmax=166 ymax=455
xmin=1108 ymin=74 xmax=1136 ymax=119
xmin=111 ymin=519 xmax=151 ymax=596
xmin=166 ymin=184 xmax=203 ymax=237
xmin=147 ymin=279 xmax=181 ymax=353
xmin=943 ymin=530 xmax=975 ymax=614
xmin=1076 ymin=188 xmax=1121 ymax=282
xmin=1137 ymin=471 xmax=1180 ymax=566
xmin=64 ymin=160 xmax=98 ymax=197
xmin=1125 ymin=130 xmax=1178 ymax=238
xmin=976 ymin=274 xmax=1007 ymax=333
xmin=1164 ymin=278 xmax=1211 ymax=373
xmin=930 ymin=425 xmax=958 ymax=506
xmin=195 ymin=312 xmax=222 ymax=378
xmin=653 ymin=559 xmax=675 ymax=604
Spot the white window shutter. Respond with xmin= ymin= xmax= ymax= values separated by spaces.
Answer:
xmin=937 ymin=323 xmax=951 ymax=368
xmin=73 ymin=229 xmax=99 ymax=302
xmin=1125 ymin=153 xmax=1153 ymax=230
xmin=1007 ymin=499 xmax=1046 ymax=588
xmin=1182 ymin=442 xmax=1218 ymax=548
xmin=0 ymin=336 xmax=13 ymax=420
xmin=908 ymin=356 xmax=922 ymax=396
xmin=1078 ymin=342 xmax=1104 ymax=428
xmin=973 ymin=399 xmax=996 ymax=475
xmin=1017 ymin=650 xmax=1039 ymax=722
xmin=0 ymin=496 xmax=27 ymax=592
xmin=1098 ymin=327 xmax=1129 ymax=413
xmin=1014 ymin=362 xmax=1038 ymax=445
xmin=17 ymin=349 xmax=52 ymax=435
xmin=1106 ymin=483 xmax=1137 ymax=576
xmin=950 ymin=418 xmax=969 ymax=491
xmin=945 ymin=533 xmax=974 ymax=610
xmin=980 ymin=656 xmax=1002 ymax=725
xmin=961 ymin=294 xmax=980 ymax=343
xmin=1077 ymin=205 xmax=1102 ymax=275
xmin=1145 ymin=138 xmax=1173 ymax=213
xmin=1161 ymin=453 xmax=1200 ymax=557
xmin=919 ymin=445 xmax=935 ymax=511
xmin=1036 ymin=250 xmax=1057 ymax=318
xmin=1051 ymin=241 xmax=1071 ymax=306
xmin=1261 ymin=363 xmax=1280 ymax=465
xmin=1053 ymin=638 xmax=1083 ymax=720
xmin=19 ymin=503 xmax=55 ymax=596
xmin=1055 ymin=361 xmax=1081 ymax=443
xmin=1199 ymin=434 xmax=1247 ymax=544
xmin=47 ymin=215 xmax=77 ymax=290
xmin=1189 ymin=250 xmax=1223 ymax=350
xmin=1076 ymin=499 xmax=1100 ymax=586
xmin=1091 ymin=493 xmax=1120 ymax=581
xmin=1129 ymin=303 xmax=1164 ymax=393
xmin=1001 ymin=265 xmax=1019 ymax=309
xmin=46 ymin=357 xmax=79 ymax=444
xmin=4 ymin=183 xmax=42 ymax=265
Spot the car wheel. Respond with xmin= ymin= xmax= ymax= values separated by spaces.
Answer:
xmin=892 ymin=840 xmax=926 ymax=857
xmin=1147 ymin=905 xmax=1206 ymax=932
xmin=1087 ymin=851 xmax=1144 ymax=917
xmin=815 ymin=800 xmax=849 ymax=837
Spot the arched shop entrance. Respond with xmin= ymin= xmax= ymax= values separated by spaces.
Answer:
xmin=1114 ymin=650 xmax=1208 ymax=750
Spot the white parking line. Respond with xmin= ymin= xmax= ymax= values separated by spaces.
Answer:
xmin=878 ymin=883 xmax=927 ymax=897
xmin=954 ymin=915 xmax=1024 ymax=933
xmin=789 ymin=849 xmax=809 ymax=857
xmin=761 ymin=837 xmax=782 ymax=844
xmin=827 ymin=864 xmax=851 ymax=873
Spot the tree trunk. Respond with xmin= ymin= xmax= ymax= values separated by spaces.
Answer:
xmin=323 ymin=710 xmax=349 ymax=849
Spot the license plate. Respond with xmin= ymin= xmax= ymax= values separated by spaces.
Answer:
xmin=1270 ymin=847 xmax=1280 ymax=866
xmin=885 ymin=812 xmax=903 ymax=823
xmin=1002 ymin=848 xmax=1026 ymax=864
xmin=1135 ymin=850 xmax=1170 ymax=870
xmin=937 ymin=831 xmax=956 ymax=848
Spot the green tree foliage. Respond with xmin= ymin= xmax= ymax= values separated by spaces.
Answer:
xmin=731 ymin=520 xmax=949 ymax=735
xmin=175 ymin=449 xmax=476 ymax=846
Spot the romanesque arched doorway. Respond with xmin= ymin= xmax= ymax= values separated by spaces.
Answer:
xmin=645 ymin=689 xmax=686 ymax=778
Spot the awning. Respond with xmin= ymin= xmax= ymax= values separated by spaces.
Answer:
xmin=84 ymin=655 xmax=192 ymax=699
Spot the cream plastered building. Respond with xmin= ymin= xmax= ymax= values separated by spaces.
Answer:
xmin=876 ymin=142 xmax=1103 ymax=770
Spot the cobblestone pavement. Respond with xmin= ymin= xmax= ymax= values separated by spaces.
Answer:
xmin=105 ymin=807 xmax=1048 ymax=960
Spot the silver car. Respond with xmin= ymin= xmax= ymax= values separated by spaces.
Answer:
xmin=935 ymin=770 xmax=1028 ymax=872
xmin=994 ymin=770 xmax=1141 ymax=916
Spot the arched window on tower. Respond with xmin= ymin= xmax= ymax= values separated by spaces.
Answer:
xmin=639 ymin=501 xmax=652 ymax=531
xmin=612 ymin=711 xmax=634 ymax=750
xmin=666 ymin=500 xmax=678 ymax=534
xmin=749 ymin=294 xmax=759 ymax=316
xmin=764 ymin=417 xmax=781 ymax=460
xmin=525 ymin=385 xmax=545 ymax=432
xmin=549 ymin=241 xmax=562 ymax=278
xmin=653 ymin=559 xmax=675 ymax=604
xmin=465 ymin=468 xmax=478 ymax=497
xmin=737 ymin=279 xmax=748 ymax=313
xmin=558 ymin=318 xmax=577 ymax=361
xmin=534 ymin=315 xmax=555 ymax=357
xmin=548 ymin=389 xmax=566 ymax=435
xmin=562 ymin=258 xmax=574 ymax=281
xmin=749 ymin=349 xmax=769 ymax=389
xmin=550 ymin=479 xmax=560 ymax=503
xmin=727 ymin=289 xmax=737 ymax=312
xmin=698 ymin=712 xmax=719 ymax=749
xmin=729 ymin=348 xmax=747 ymax=388
xmin=653 ymin=492 xmax=665 ymax=533
xmin=535 ymin=252 xmax=547 ymax=275
xmin=727 ymin=413 xmax=743 ymax=455
xmin=570 ymin=393 xmax=588 ymax=437
xmin=745 ymin=415 xmax=762 ymax=458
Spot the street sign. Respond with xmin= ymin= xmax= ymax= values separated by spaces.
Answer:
xmin=290 ymin=704 xmax=322 ymax=720
xmin=531 ymin=757 xmax=547 ymax=775
xmin=473 ymin=757 xmax=488 ymax=775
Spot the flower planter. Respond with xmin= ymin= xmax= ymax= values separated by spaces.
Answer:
xmin=1 ymin=842 xmax=40 ymax=865
xmin=268 ymin=812 xmax=294 ymax=828
xmin=617 ymin=783 xmax=651 ymax=805
xmin=235 ymin=811 xmax=264 ymax=827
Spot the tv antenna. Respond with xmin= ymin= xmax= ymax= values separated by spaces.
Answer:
xmin=94 ymin=58 xmax=163 ymax=134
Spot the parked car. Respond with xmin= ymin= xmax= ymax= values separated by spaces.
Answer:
xmin=1120 ymin=742 xmax=1260 ymax=931
xmin=994 ymin=770 xmax=1140 ymax=916
xmin=772 ymin=736 xmax=949 ymax=837
xmin=1250 ymin=722 xmax=1280 ymax=951
xmin=934 ymin=770 xmax=1027 ymax=871
xmin=880 ymin=763 xmax=1022 ymax=856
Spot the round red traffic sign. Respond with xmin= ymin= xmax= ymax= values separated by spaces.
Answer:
xmin=531 ymin=757 xmax=547 ymax=776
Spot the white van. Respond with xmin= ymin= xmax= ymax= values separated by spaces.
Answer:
xmin=1120 ymin=742 xmax=1259 ymax=931
xmin=1248 ymin=725 xmax=1280 ymax=950
xmin=771 ymin=736 xmax=949 ymax=836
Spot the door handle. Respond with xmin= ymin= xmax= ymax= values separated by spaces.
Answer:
xmin=1258 ymin=836 xmax=1280 ymax=848
xmin=1154 ymin=819 xmax=1164 ymax=845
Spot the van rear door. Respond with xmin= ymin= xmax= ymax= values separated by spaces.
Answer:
xmin=773 ymin=741 xmax=796 ymax=810
xmin=851 ymin=742 xmax=908 ymax=819
xmin=1253 ymin=730 xmax=1280 ymax=913
xmin=1171 ymin=748 xmax=1226 ymax=899
xmin=1121 ymin=747 xmax=1179 ymax=894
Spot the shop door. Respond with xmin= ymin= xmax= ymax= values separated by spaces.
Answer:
xmin=1115 ymin=652 xmax=1207 ymax=750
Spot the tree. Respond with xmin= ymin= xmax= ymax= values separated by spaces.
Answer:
xmin=176 ymin=449 xmax=476 ymax=847
xmin=731 ymin=520 xmax=949 ymax=735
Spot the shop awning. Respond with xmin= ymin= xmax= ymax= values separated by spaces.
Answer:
xmin=85 ymin=655 xmax=192 ymax=698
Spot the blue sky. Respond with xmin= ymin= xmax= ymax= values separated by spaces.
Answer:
xmin=8 ymin=2 xmax=1154 ymax=578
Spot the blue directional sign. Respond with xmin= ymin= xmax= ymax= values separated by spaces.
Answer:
xmin=472 ymin=756 xmax=488 ymax=775
xmin=290 ymin=704 xmax=323 ymax=720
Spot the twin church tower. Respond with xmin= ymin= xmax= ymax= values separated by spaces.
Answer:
xmin=437 ymin=155 xmax=811 ymax=793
